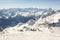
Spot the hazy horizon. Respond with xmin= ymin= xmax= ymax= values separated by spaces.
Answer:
xmin=0 ymin=0 xmax=60 ymax=9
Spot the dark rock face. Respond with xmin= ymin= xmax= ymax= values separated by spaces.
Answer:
xmin=0 ymin=27 xmax=3 ymax=32
xmin=0 ymin=15 xmax=36 ymax=29
xmin=48 ymin=20 xmax=60 ymax=27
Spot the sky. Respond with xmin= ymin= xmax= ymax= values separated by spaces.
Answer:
xmin=0 ymin=0 xmax=60 ymax=9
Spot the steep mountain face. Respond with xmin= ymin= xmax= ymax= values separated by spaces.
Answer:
xmin=0 ymin=8 xmax=43 ymax=28
xmin=0 ymin=8 xmax=39 ymax=29
xmin=0 ymin=8 xmax=60 ymax=32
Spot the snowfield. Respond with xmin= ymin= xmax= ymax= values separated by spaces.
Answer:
xmin=0 ymin=8 xmax=60 ymax=40
xmin=0 ymin=31 xmax=60 ymax=40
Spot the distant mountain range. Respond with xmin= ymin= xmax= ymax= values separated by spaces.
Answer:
xmin=0 ymin=8 xmax=60 ymax=30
